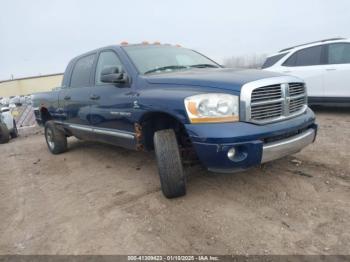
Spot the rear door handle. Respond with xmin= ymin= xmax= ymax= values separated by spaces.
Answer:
xmin=64 ymin=95 xmax=71 ymax=100
xmin=90 ymin=94 xmax=100 ymax=100
xmin=326 ymin=68 xmax=336 ymax=71
xmin=283 ymin=71 xmax=291 ymax=73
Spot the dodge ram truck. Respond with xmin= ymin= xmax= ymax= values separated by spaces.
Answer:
xmin=33 ymin=43 xmax=317 ymax=198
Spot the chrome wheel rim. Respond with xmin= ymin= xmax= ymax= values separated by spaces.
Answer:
xmin=46 ymin=129 xmax=54 ymax=149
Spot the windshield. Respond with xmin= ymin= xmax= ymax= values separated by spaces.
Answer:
xmin=123 ymin=45 xmax=220 ymax=74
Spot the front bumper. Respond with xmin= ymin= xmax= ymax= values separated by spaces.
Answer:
xmin=185 ymin=107 xmax=317 ymax=173
xmin=261 ymin=128 xmax=315 ymax=163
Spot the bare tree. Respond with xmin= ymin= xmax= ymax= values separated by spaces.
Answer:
xmin=223 ymin=54 xmax=267 ymax=69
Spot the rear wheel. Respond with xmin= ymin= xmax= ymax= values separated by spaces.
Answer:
xmin=44 ymin=121 xmax=67 ymax=154
xmin=153 ymin=129 xmax=186 ymax=198
xmin=0 ymin=123 xmax=10 ymax=144
xmin=10 ymin=120 xmax=18 ymax=138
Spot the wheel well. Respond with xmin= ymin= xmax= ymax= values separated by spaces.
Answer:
xmin=40 ymin=107 xmax=52 ymax=124
xmin=138 ymin=112 xmax=191 ymax=151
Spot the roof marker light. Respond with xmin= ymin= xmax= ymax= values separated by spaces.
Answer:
xmin=142 ymin=41 xmax=149 ymax=45
xmin=120 ymin=41 xmax=128 ymax=45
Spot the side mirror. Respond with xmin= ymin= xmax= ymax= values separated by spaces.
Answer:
xmin=100 ymin=67 xmax=127 ymax=84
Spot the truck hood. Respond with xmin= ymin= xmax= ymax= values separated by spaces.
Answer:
xmin=144 ymin=68 xmax=284 ymax=92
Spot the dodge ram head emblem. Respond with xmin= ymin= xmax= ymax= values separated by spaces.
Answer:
xmin=281 ymin=83 xmax=290 ymax=115
xmin=286 ymin=96 xmax=291 ymax=105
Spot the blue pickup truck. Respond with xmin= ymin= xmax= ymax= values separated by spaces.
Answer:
xmin=33 ymin=43 xmax=317 ymax=198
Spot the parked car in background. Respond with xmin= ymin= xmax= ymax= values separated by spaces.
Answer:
xmin=0 ymin=107 xmax=18 ymax=143
xmin=32 ymin=42 xmax=317 ymax=198
xmin=1 ymin=97 xmax=10 ymax=106
xmin=11 ymin=96 xmax=22 ymax=106
xmin=262 ymin=38 xmax=350 ymax=106
xmin=25 ymin=95 xmax=33 ymax=105
xmin=19 ymin=95 xmax=26 ymax=105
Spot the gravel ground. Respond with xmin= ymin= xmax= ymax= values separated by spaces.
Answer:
xmin=0 ymin=107 xmax=349 ymax=255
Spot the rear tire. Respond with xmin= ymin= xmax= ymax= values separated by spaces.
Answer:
xmin=0 ymin=123 xmax=10 ymax=144
xmin=44 ymin=121 xmax=67 ymax=154
xmin=10 ymin=120 xmax=18 ymax=138
xmin=153 ymin=129 xmax=186 ymax=198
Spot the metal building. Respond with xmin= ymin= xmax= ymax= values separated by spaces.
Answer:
xmin=0 ymin=73 xmax=63 ymax=97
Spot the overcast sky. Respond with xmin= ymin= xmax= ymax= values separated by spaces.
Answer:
xmin=1 ymin=0 xmax=349 ymax=80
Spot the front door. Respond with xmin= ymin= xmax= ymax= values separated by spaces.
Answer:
xmin=89 ymin=50 xmax=136 ymax=149
xmin=281 ymin=45 xmax=326 ymax=99
xmin=324 ymin=43 xmax=350 ymax=99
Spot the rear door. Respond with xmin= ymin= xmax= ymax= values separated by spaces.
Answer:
xmin=324 ymin=43 xmax=350 ymax=99
xmin=62 ymin=53 xmax=96 ymax=129
xmin=89 ymin=50 xmax=136 ymax=149
xmin=281 ymin=45 xmax=327 ymax=99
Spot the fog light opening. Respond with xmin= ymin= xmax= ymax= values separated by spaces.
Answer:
xmin=227 ymin=147 xmax=236 ymax=161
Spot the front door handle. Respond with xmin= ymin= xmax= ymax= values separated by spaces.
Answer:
xmin=90 ymin=94 xmax=100 ymax=100
xmin=283 ymin=71 xmax=292 ymax=73
xmin=64 ymin=95 xmax=71 ymax=100
xmin=326 ymin=68 xmax=336 ymax=71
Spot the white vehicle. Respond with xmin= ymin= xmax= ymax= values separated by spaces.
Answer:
xmin=9 ymin=96 xmax=21 ymax=106
xmin=19 ymin=96 xmax=26 ymax=105
xmin=0 ymin=97 xmax=9 ymax=106
xmin=262 ymin=38 xmax=350 ymax=105
xmin=0 ymin=107 xmax=18 ymax=143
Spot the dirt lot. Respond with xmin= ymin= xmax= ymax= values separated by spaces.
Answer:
xmin=0 ymin=107 xmax=349 ymax=255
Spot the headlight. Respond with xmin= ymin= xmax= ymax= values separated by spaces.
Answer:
xmin=184 ymin=93 xmax=239 ymax=123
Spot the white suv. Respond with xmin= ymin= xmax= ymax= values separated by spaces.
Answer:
xmin=262 ymin=38 xmax=350 ymax=105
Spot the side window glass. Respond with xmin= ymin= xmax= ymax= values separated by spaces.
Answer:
xmin=328 ymin=43 xmax=350 ymax=64
xmin=70 ymin=54 xmax=95 ymax=88
xmin=283 ymin=46 xmax=322 ymax=67
xmin=95 ymin=51 xmax=123 ymax=85
xmin=261 ymin=53 xmax=289 ymax=68
xmin=283 ymin=53 xmax=297 ymax=67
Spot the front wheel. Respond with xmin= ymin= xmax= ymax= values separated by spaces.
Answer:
xmin=44 ymin=121 xmax=67 ymax=154
xmin=153 ymin=129 xmax=186 ymax=198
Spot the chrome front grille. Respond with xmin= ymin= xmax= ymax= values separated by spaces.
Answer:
xmin=251 ymin=101 xmax=283 ymax=120
xmin=289 ymin=82 xmax=305 ymax=96
xmin=251 ymin=84 xmax=282 ymax=103
xmin=240 ymin=77 xmax=308 ymax=124
xmin=288 ymin=83 xmax=307 ymax=114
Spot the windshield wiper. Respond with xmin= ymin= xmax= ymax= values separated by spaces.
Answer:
xmin=189 ymin=64 xmax=219 ymax=68
xmin=144 ymin=65 xmax=187 ymax=74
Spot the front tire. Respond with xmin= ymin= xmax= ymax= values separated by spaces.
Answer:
xmin=153 ymin=129 xmax=186 ymax=198
xmin=10 ymin=120 xmax=18 ymax=138
xmin=44 ymin=121 xmax=67 ymax=154
xmin=0 ymin=123 xmax=10 ymax=144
